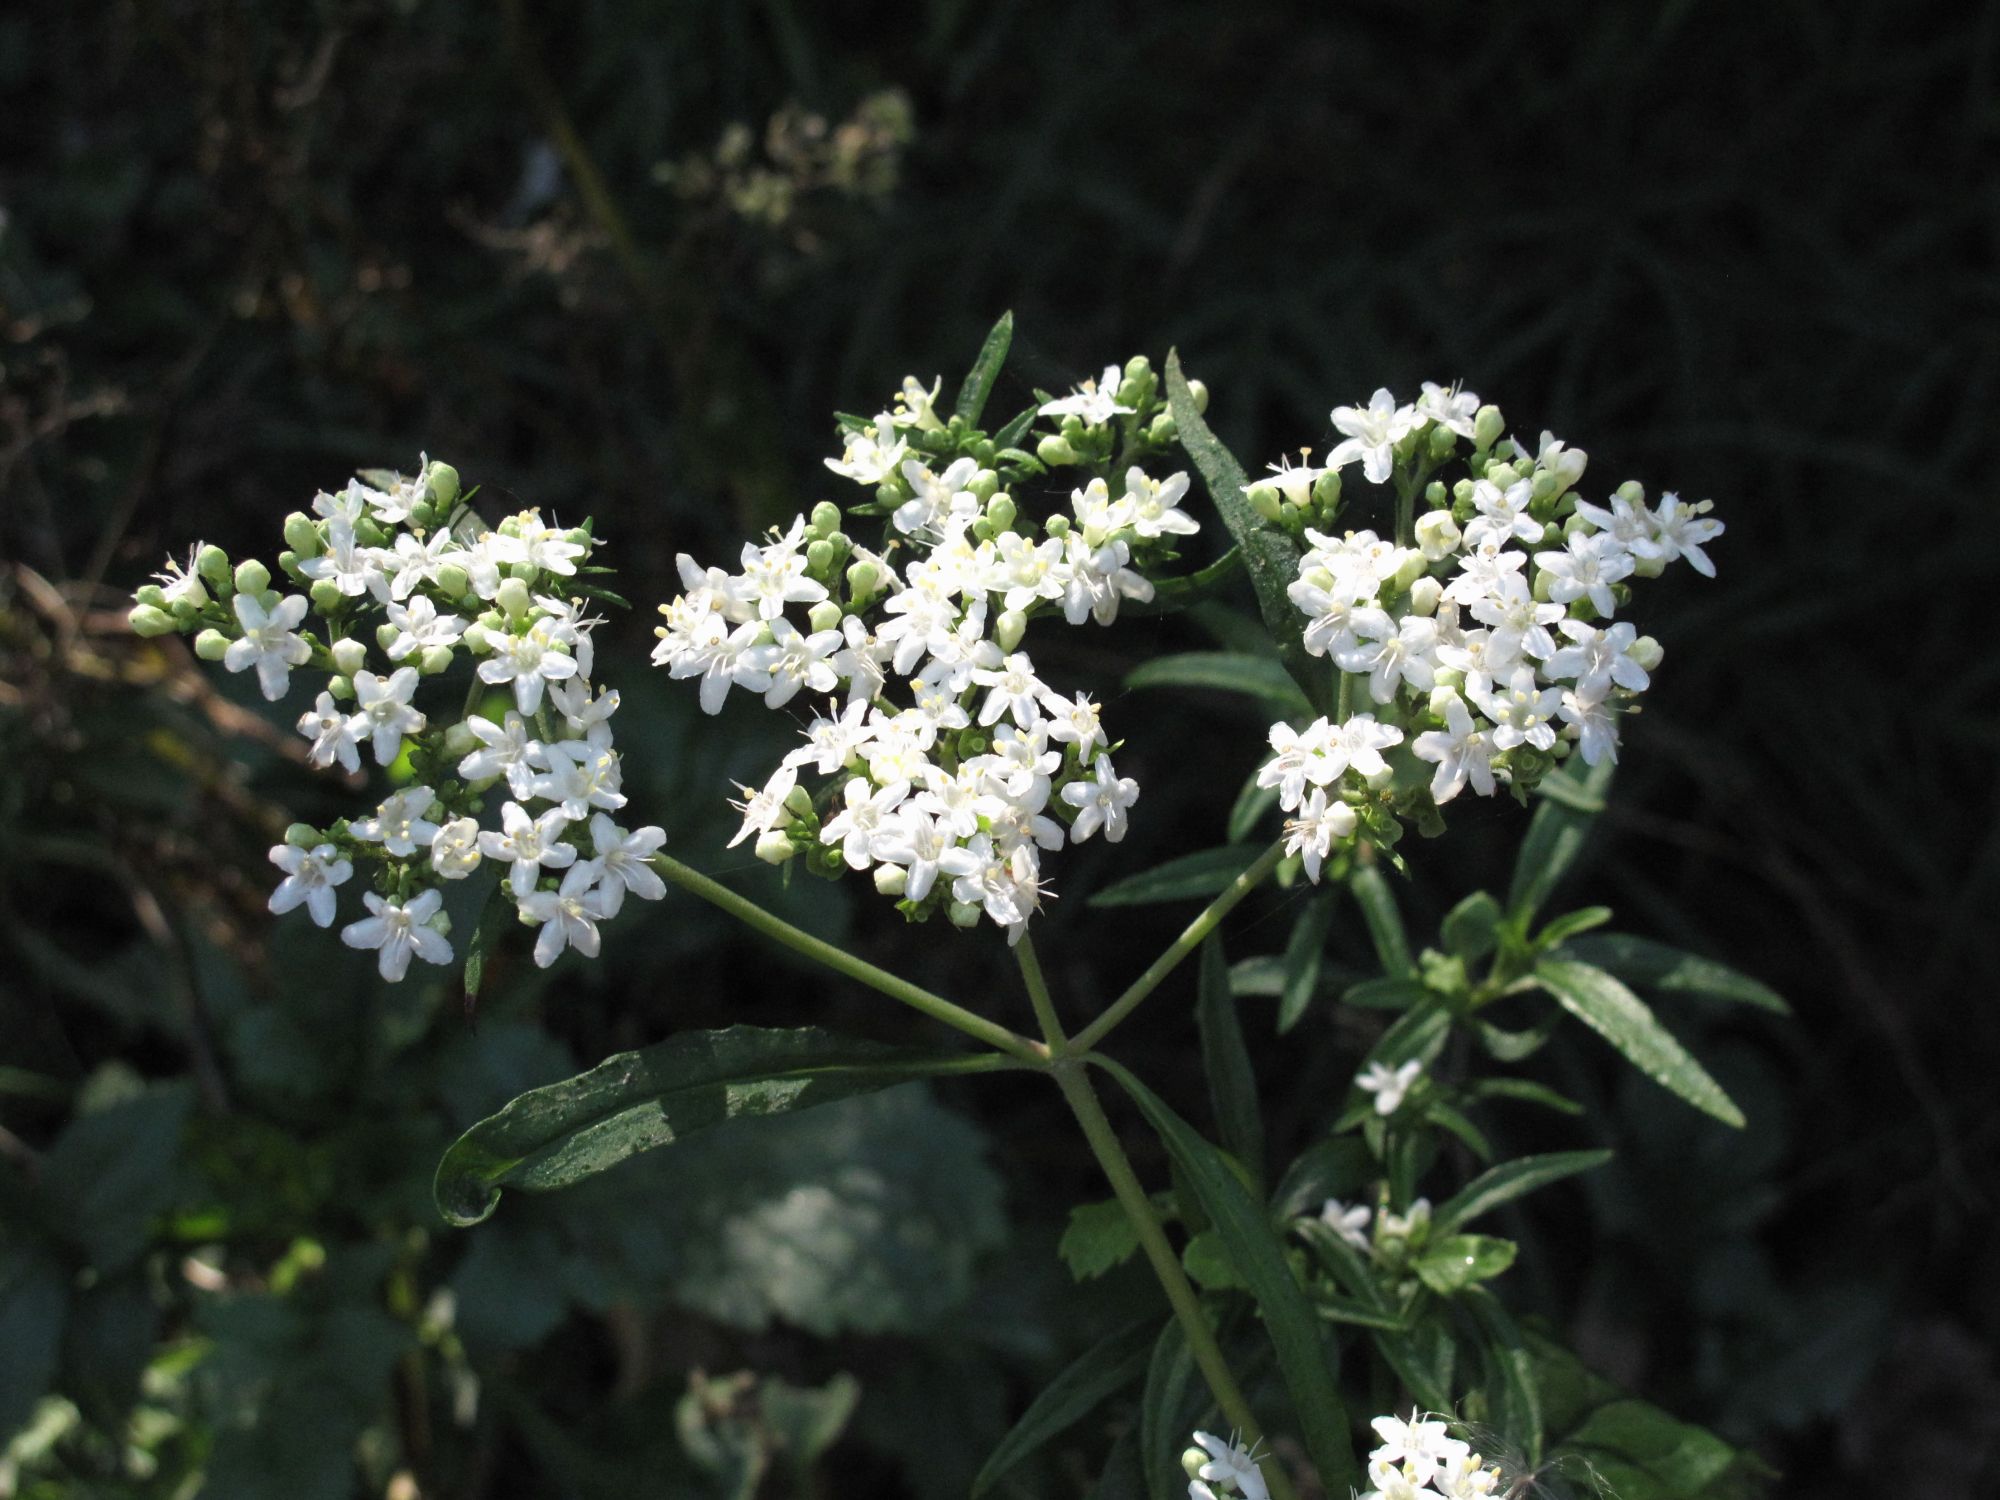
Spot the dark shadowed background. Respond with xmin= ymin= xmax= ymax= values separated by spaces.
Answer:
xmin=3 ymin=2 xmax=1995 ymax=1495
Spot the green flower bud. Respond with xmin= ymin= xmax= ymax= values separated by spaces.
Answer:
xmin=1428 ymin=423 xmax=1457 ymax=459
xmin=461 ymin=622 xmax=490 ymax=654
xmin=168 ymin=597 xmax=202 ymax=622
xmin=284 ymin=823 xmax=321 ymax=848
xmin=846 ymin=560 xmax=878 ymax=600
xmin=354 ymin=519 xmax=388 ymax=549
xmin=809 ymin=501 xmax=843 ymax=537
xmin=133 ymin=583 xmax=167 ymax=609
xmin=1147 ymin=413 xmax=1177 ymax=444
xmin=1629 ymin=634 xmax=1665 ymax=672
xmin=409 ymin=500 xmax=436 ymax=532
xmin=330 ymin=638 xmax=367 ymax=675
xmin=1186 ymin=379 xmax=1210 ymax=414
xmin=196 ymin=544 xmax=232 ymax=587
xmin=420 ymin=645 xmax=454 ymax=675
xmin=282 ymin=512 xmax=322 ymax=556
xmin=995 ymin=609 xmax=1027 ymax=653
xmin=1452 ymin=477 xmax=1476 ymax=505
xmin=128 ymin=603 xmax=176 ymax=637
xmin=986 ymin=494 xmax=1017 ymax=531
xmin=806 ymin=538 xmax=836 ymax=576
xmin=1312 ymin=469 xmax=1343 ymax=510
xmin=435 ymin=563 xmax=470 ymax=599
xmin=1615 ymin=479 xmax=1646 ymax=505
xmin=193 ymin=628 xmax=231 ymax=661
xmin=1433 ymin=665 xmax=1464 ymax=692
xmin=1407 ymin=576 xmax=1442 ymax=616
xmin=1393 ymin=551 xmax=1427 ymax=591
xmin=1531 ymin=471 xmax=1558 ymax=503
xmin=966 ymin=468 xmax=1001 ymax=502
xmin=1248 ymin=483 xmax=1283 ymax=523
xmin=1123 ymin=354 xmax=1153 ymax=383
xmin=1428 ymin=684 xmax=1461 ymax=718
xmin=783 ymin=785 xmax=815 ymax=820
xmin=496 ymin=577 xmax=532 ymax=620
xmin=1424 ymin=480 xmax=1448 ymax=506
xmin=1472 ymin=404 xmax=1504 ymax=450
xmin=1044 ymin=514 xmax=1071 ymax=538
xmin=232 ymin=558 xmax=270 ymax=596
xmin=972 ymin=518 xmax=995 ymax=543
xmin=875 ymin=481 xmax=901 ymax=509
xmin=873 ymin=863 xmax=908 ymax=897
xmin=442 ymin=721 xmax=478 ymax=758
xmin=1532 ymin=568 xmax=1555 ymax=603
xmin=257 ymin=588 xmax=281 ymax=615
xmin=1059 ymin=415 xmax=1086 ymax=442
xmin=947 ymin=900 xmax=981 ymax=929
xmin=1181 ymin=1448 xmax=1210 ymax=1483
xmin=1037 ymin=434 xmax=1078 ymax=466
xmin=275 ymin=549 xmax=304 ymax=581
xmin=426 ymin=462 xmax=460 ymax=507
xmin=376 ymin=623 xmax=400 ymax=652
xmin=327 ymin=674 xmax=354 ymax=701
xmin=1631 ymin=552 xmax=1667 ymax=579
xmin=1486 ymin=462 xmax=1520 ymax=489
xmin=807 ymin=601 xmax=842 ymax=633
xmin=754 ymin=829 xmax=797 ymax=865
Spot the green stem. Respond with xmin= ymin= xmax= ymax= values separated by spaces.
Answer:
xmin=1070 ymin=841 xmax=1287 ymax=1054
xmin=1014 ymin=936 xmax=1067 ymax=1052
xmin=1050 ymin=1059 xmax=1298 ymax=1500
xmin=651 ymin=855 xmax=1048 ymax=1066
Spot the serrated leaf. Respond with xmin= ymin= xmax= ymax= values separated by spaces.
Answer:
xmin=1165 ymin=351 xmax=1325 ymax=713
xmin=1197 ymin=939 xmax=1264 ymax=1187
xmin=973 ymin=1317 xmax=1159 ymax=1496
xmin=1060 ymin=1198 xmax=1144 ymax=1281
xmin=1561 ymin=934 xmax=1790 ymax=1014
xmin=1125 ymin=652 xmax=1312 ymax=719
xmin=1433 ymin=1150 xmax=1614 ymax=1235
xmin=1412 ymin=1233 xmax=1517 ymax=1295
xmin=433 ymin=1025 xmax=1011 ymax=1226
xmin=1094 ymin=1058 xmax=1359 ymax=1493
xmin=1088 ymin=844 xmax=1262 ymax=908
xmin=1350 ymin=863 xmax=1415 ymax=979
xmin=956 ymin=310 xmax=1014 ymax=425
xmin=1533 ymin=960 xmax=1745 ymax=1126
xmin=1507 ymin=758 xmax=1616 ymax=924
xmin=1278 ymin=893 xmax=1335 ymax=1034
xmin=1180 ymin=1231 xmax=1246 ymax=1292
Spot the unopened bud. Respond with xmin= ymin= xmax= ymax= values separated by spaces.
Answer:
xmin=327 ymin=674 xmax=353 ymax=701
xmin=873 ymin=864 xmax=908 ymax=897
xmin=1472 ymin=404 xmax=1504 ymax=450
xmin=1407 ymin=576 xmax=1442 ymax=616
xmin=426 ymin=461 xmax=460 ymax=507
xmin=1414 ymin=510 xmax=1461 ymax=562
xmin=1615 ymin=479 xmax=1646 ymax=505
xmin=283 ymin=512 xmax=322 ymax=556
xmin=232 ymin=559 xmax=270 ymax=596
xmin=461 ymin=622 xmax=490 ymax=654
xmin=1628 ymin=634 xmax=1664 ymax=672
xmin=782 ymin=785 xmax=815 ymax=820
xmin=1186 ymin=379 xmax=1210 ymax=413
xmin=1123 ymin=354 xmax=1153 ymax=383
xmin=809 ymin=500 xmax=843 ymax=536
xmin=806 ymin=539 xmax=837 ymax=577
xmin=276 ymin=549 xmax=305 ymax=581
xmin=376 ymin=623 xmax=400 ymax=652
xmin=1248 ymin=483 xmax=1283 ymax=522
xmin=1312 ymin=470 xmax=1343 ymax=510
xmin=128 ymin=603 xmax=176 ymax=637
xmin=971 ymin=517 xmax=995 ymax=543
xmin=1043 ymin=514 xmax=1071 ymax=539
xmin=1428 ymin=423 xmax=1457 ymax=459
xmin=1181 ymin=1448 xmax=1210 ymax=1482
xmin=354 ymin=519 xmax=388 ymax=549
xmin=194 ymin=544 xmax=231 ymax=587
xmin=496 ymin=577 xmax=532 ymax=619
xmin=846 ymin=560 xmax=878 ymax=599
xmin=1429 ymin=684 xmax=1462 ymax=718
xmin=133 ymin=584 xmax=167 ymax=609
xmin=330 ymin=638 xmax=367 ymax=675
xmin=986 ymin=494 xmax=1017 ymax=531
xmin=1036 ymin=434 xmax=1078 ymax=466
xmin=309 ymin=578 xmax=343 ymax=612
xmin=193 ymin=628 xmax=230 ymax=661
xmin=1433 ymin=665 xmax=1464 ymax=692
xmin=947 ymin=900 xmax=982 ymax=929
xmin=420 ymin=645 xmax=454 ymax=675
xmin=754 ymin=829 xmax=796 ymax=865
xmin=995 ymin=609 xmax=1027 ymax=653
xmin=284 ymin=823 xmax=321 ymax=847
xmin=435 ymin=563 xmax=469 ymax=599
xmin=968 ymin=469 xmax=1001 ymax=502
xmin=1392 ymin=550 xmax=1427 ymax=592
xmin=808 ymin=601 xmax=842 ymax=633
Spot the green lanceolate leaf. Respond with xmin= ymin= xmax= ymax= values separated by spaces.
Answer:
xmin=1532 ymin=960 xmax=1746 ymax=1127
xmin=956 ymin=310 xmax=1014 ymax=425
xmin=1342 ymin=976 xmax=1430 ymax=1011
xmin=1093 ymin=1058 xmax=1360 ymax=1494
xmin=433 ymin=1026 xmax=1012 ymax=1226
xmin=973 ymin=1316 xmax=1160 ymax=1496
xmin=1197 ymin=938 xmax=1265 ymax=1189
xmin=1461 ymin=1288 xmax=1543 ymax=1466
xmin=1125 ymin=651 xmax=1314 ymax=719
xmin=460 ymin=877 xmax=512 ymax=1018
xmin=1560 ymin=933 xmax=1790 ymax=1014
xmin=1412 ymin=1233 xmax=1517 ymax=1296
xmin=1441 ymin=890 xmax=1505 ymax=963
xmin=1088 ymin=844 xmax=1263 ymax=907
xmin=1534 ymin=905 xmax=1613 ymax=950
xmin=1227 ymin=772 xmax=1281 ymax=845
xmin=1138 ymin=1320 xmax=1202 ymax=1500
xmin=1432 ymin=1149 xmax=1614 ymax=1235
xmin=1350 ymin=863 xmax=1415 ymax=979
xmin=1124 ymin=547 xmax=1248 ymax=617
xmin=1292 ymin=1218 xmax=1390 ymax=1314
xmin=1465 ymin=1077 xmax=1584 ymax=1115
xmin=1278 ymin=892 xmax=1335 ymax=1034
xmin=1506 ymin=758 xmax=1615 ymax=925
xmin=1164 ymin=351 xmax=1325 ymax=714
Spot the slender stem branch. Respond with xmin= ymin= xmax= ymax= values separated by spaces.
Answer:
xmin=651 ymin=855 xmax=1048 ymax=1066
xmin=1071 ymin=841 xmax=1287 ymax=1054
xmin=1051 ymin=1060 xmax=1297 ymax=1500
xmin=1014 ymin=936 xmax=1067 ymax=1052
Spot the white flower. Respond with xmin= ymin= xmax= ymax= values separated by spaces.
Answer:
xmin=891 ymin=374 xmax=944 ymax=430
xmin=739 ymin=517 xmax=830 ymax=619
xmin=1039 ymin=364 xmax=1132 ymax=425
xmin=894 ymin=456 xmax=982 ymax=538
xmin=824 ymin=414 xmax=909 ymax=485
xmin=1572 ymin=491 xmax=1656 ymax=555
xmin=340 ymin=889 xmax=453 ymax=982
xmin=1320 ymin=1198 xmax=1373 ymax=1252
xmin=1442 ymin=543 xmax=1527 ymax=606
xmin=1327 ymin=713 xmax=1404 ymax=781
xmin=1334 ymin=614 xmax=1440 ymax=704
xmin=1413 ymin=509 xmax=1462 ymax=562
xmin=1534 ymin=531 xmax=1634 ymax=618
xmin=532 ymin=738 xmax=627 ymax=820
xmin=972 ymin=651 xmax=1047 ymax=728
xmin=1061 ymin=755 xmax=1139 ymax=842
xmin=1357 ymin=1059 xmax=1423 ymax=1116
xmin=728 ymin=765 xmax=797 ymax=849
xmin=585 ymin=815 xmax=666 ymax=916
xmin=1041 ymin=691 xmax=1106 ymax=757
xmin=1261 ymin=451 xmax=1327 ymax=506
xmin=296 ymin=519 xmax=383 ymax=600
xmin=517 ymin=862 xmax=616 ymax=968
xmin=1467 ymin=574 xmax=1564 ymax=662
xmin=1461 ymin=478 xmax=1543 ymax=551
xmin=1257 ymin=718 xmax=1336 ymax=809
xmin=1369 ymin=1411 xmax=1460 ymax=1491
xmin=1416 ymin=381 xmax=1480 ymax=438
xmin=150 ymin=546 xmax=210 ymax=610
xmin=383 ymin=596 xmax=467 ymax=661
xmin=548 ymin=678 xmax=619 ymax=743
xmin=297 ymin=690 xmax=363 ymax=773
xmin=870 ymin=809 xmax=953 ymax=902
xmin=430 ymin=817 xmax=483 ymax=879
xmin=514 ymin=518 xmax=586 ymax=578
xmin=349 ymin=786 xmax=442 ymax=857
xmin=1533 ymin=430 xmax=1589 ymax=491
xmin=1412 ymin=695 xmax=1498 ymax=804
xmin=1060 ymin=533 xmax=1153 ymax=626
xmin=348 ymin=667 xmax=427 ymax=766
xmin=479 ymin=801 xmax=578 ymax=897
xmin=223 ymin=592 xmax=312 ymax=701
xmin=821 ymin=777 xmax=910 ymax=870
xmin=1190 ymin=1431 xmax=1270 ymax=1500
xmin=1328 ymin=388 xmax=1417 ymax=485
xmin=1282 ymin=787 xmax=1356 ymax=881
xmin=830 ymin=614 xmax=893 ymax=704
xmin=1069 ymin=475 xmax=1136 ymax=544
xmin=1542 ymin=619 xmax=1649 ymax=698
xmin=1559 ymin=688 xmax=1621 ymax=766
xmin=478 ymin=624 xmax=579 ymax=714
xmin=379 ymin=529 xmax=458 ymax=601
xmin=267 ymin=843 xmax=352 ymax=927
xmin=990 ymin=531 xmax=1069 ymax=613
xmin=1465 ymin=667 xmax=1562 ymax=752
xmin=313 ymin=484 xmax=367 ymax=525
xmin=1648 ymin=492 xmax=1724 ymax=576
xmin=1122 ymin=467 xmax=1200 ymax=538
xmin=459 ymin=711 xmax=542 ymax=798
xmin=740 ymin=617 xmax=841 ymax=708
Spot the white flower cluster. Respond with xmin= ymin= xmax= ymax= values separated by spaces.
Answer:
xmin=1183 ymin=1429 xmax=1270 ymax=1500
xmin=653 ymin=372 xmax=1199 ymax=942
xmin=1356 ymin=1411 xmax=1506 ymax=1500
xmin=1316 ymin=1194 xmax=1431 ymax=1260
xmin=1252 ymin=386 xmax=1723 ymax=880
xmin=131 ymin=460 xmax=665 ymax=981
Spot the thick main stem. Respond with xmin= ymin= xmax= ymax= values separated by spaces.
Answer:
xmin=652 ymin=855 xmax=1048 ymax=1065
xmin=1050 ymin=1059 xmax=1297 ymax=1500
xmin=1070 ymin=840 xmax=1287 ymax=1054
